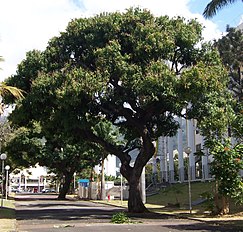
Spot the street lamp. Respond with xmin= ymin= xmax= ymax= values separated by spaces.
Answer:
xmin=73 ymin=172 xmax=76 ymax=194
xmin=119 ymin=163 xmax=123 ymax=205
xmin=1 ymin=153 xmax=7 ymax=207
xmin=5 ymin=165 xmax=10 ymax=200
xmin=184 ymin=147 xmax=192 ymax=214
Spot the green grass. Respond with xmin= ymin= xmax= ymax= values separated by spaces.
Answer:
xmin=0 ymin=199 xmax=16 ymax=232
xmin=147 ymin=181 xmax=214 ymax=207
xmin=0 ymin=199 xmax=15 ymax=219
xmin=146 ymin=181 xmax=243 ymax=231
xmin=146 ymin=181 xmax=243 ymax=216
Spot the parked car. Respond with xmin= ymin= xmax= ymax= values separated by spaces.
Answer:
xmin=42 ymin=188 xmax=56 ymax=193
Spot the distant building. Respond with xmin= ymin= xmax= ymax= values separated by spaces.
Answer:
xmin=10 ymin=164 xmax=55 ymax=193
xmin=237 ymin=22 xmax=243 ymax=31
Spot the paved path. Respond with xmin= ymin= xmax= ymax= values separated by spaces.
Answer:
xmin=14 ymin=194 xmax=239 ymax=232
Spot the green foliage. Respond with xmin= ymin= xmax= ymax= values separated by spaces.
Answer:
xmin=111 ymin=212 xmax=130 ymax=224
xmin=0 ymin=120 xmax=13 ymax=148
xmin=214 ymin=27 xmax=243 ymax=141
xmin=215 ymin=26 xmax=243 ymax=101
xmin=206 ymin=139 xmax=243 ymax=204
xmin=6 ymin=8 xmax=228 ymax=142
xmin=3 ymin=124 xmax=43 ymax=168
xmin=4 ymin=8 xmax=231 ymax=212
xmin=232 ymin=102 xmax=243 ymax=140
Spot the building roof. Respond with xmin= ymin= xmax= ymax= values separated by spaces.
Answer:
xmin=236 ymin=22 xmax=243 ymax=31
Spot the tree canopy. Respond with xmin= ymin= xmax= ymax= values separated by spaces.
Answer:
xmin=214 ymin=26 xmax=243 ymax=140
xmin=5 ymin=8 xmax=230 ymax=213
xmin=4 ymin=121 xmax=102 ymax=199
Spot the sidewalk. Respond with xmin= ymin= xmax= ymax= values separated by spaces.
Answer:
xmin=0 ymin=218 xmax=16 ymax=232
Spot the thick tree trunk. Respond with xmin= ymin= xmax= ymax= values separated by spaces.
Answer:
xmin=122 ymin=129 xmax=155 ymax=213
xmin=58 ymin=172 xmax=73 ymax=200
xmin=127 ymin=173 xmax=148 ymax=213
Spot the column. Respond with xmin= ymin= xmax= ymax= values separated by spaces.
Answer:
xmin=177 ymin=117 xmax=184 ymax=182
xmin=152 ymin=155 xmax=157 ymax=185
xmin=201 ymin=138 xmax=209 ymax=180
xmin=168 ymin=136 xmax=174 ymax=183
xmin=38 ymin=176 xmax=40 ymax=192
xmin=24 ymin=175 xmax=27 ymax=191
xmin=140 ymin=167 xmax=146 ymax=204
xmin=18 ymin=175 xmax=21 ymax=191
xmin=187 ymin=119 xmax=196 ymax=180
xmin=158 ymin=136 xmax=168 ymax=182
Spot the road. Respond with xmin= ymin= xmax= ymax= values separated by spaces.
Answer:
xmin=14 ymin=194 xmax=238 ymax=232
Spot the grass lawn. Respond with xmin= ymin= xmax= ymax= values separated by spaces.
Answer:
xmin=96 ymin=181 xmax=243 ymax=230
xmin=146 ymin=181 xmax=243 ymax=216
xmin=147 ymin=181 xmax=214 ymax=214
xmin=147 ymin=181 xmax=243 ymax=230
xmin=0 ymin=198 xmax=16 ymax=232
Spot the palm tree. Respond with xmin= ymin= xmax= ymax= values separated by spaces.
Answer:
xmin=203 ymin=0 xmax=243 ymax=18
xmin=0 ymin=83 xmax=24 ymax=114
xmin=0 ymin=83 xmax=24 ymax=99
xmin=0 ymin=56 xmax=24 ymax=114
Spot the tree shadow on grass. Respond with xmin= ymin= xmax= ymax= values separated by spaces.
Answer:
xmin=0 ymin=207 xmax=15 ymax=219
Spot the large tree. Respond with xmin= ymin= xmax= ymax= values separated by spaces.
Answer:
xmin=5 ymin=8 xmax=229 ymax=213
xmin=203 ymin=0 xmax=243 ymax=18
xmin=4 ymin=122 xmax=101 ymax=199
xmin=215 ymin=26 xmax=243 ymax=100
xmin=214 ymin=27 xmax=243 ymax=141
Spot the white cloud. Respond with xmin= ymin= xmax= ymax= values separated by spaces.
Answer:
xmin=0 ymin=0 xmax=222 ymax=81
xmin=0 ymin=0 xmax=81 ymax=81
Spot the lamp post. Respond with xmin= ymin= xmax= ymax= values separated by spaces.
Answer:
xmin=184 ymin=147 xmax=192 ymax=214
xmin=119 ymin=163 xmax=123 ymax=205
xmin=5 ymin=165 xmax=10 ymax=200
xmin=1 ymin=153 xmax=7 ymax=207
xmin=73 ymin=172 xmax=76 ymax=194
xmin=120 ymin=172 xmax=123 ymax=205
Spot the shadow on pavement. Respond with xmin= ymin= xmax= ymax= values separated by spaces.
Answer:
xmin=16 ymin=207 xmax=123 ymax=221
xmin=164 ymin=221 xmax=243 ymax=232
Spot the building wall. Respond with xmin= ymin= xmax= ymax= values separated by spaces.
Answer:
xmin=9 ymin=164 xmax=54 ymax=192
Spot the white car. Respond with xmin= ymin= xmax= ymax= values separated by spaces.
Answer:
xmin=42 ymin=188 xmax=56 ymax=193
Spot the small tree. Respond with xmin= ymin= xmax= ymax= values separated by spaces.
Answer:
xmin=205 ymin=139 xmax=243 ymax=214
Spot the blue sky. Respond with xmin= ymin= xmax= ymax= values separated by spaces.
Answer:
xmin=0 ymin=0 xmax=242 ymax=81
xmin=188 ymin=0 xmax=243 ymax=31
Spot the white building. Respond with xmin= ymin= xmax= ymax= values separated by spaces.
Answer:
xmin=10 ymin=164 xmax=55 ymax=193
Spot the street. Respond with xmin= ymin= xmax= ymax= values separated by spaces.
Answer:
xmin=14 ymin=194 xmax=238 ymax=232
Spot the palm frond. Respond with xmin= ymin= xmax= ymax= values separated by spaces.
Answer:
xmin=0 ymin=83 xmax=25 ymax=99
xmin=203 ymin=0 xmax=242 ymax=19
